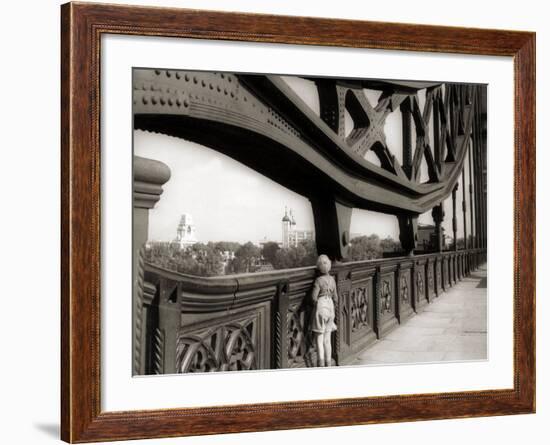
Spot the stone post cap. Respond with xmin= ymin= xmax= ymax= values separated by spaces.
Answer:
xmin=134 ymin=156 xmax=171 ymax=209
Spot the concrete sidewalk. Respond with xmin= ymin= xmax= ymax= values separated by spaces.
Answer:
xmin=350 ymin=265 xmax=487 ymax=366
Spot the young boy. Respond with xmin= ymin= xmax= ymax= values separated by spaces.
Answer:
xmin=310 ymin=254 xmax=338 ymax=367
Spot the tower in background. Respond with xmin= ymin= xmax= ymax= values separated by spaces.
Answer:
xmin=281 ymin=207 xmax=291 ymax=248
xmin=281 ymin=207 xmax=314 ymax=248
xmin=174 ymin=213 xmax=198 ymax=248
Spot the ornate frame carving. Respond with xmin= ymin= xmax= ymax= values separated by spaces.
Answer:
xmin=61 ymin=2 xmax=535 ymax=442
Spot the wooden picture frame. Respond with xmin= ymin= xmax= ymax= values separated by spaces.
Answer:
xmin=61 ymin=2 xmax=535 ymax=442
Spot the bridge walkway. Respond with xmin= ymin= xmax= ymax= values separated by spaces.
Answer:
xmin=347 ymin=265 xmax=487 ymax=366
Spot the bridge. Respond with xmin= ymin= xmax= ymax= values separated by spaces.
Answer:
xmin=131 ymin=69 xmax=487 ymax=375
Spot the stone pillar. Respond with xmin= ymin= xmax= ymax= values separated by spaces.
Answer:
xmin=480 ymin=85 xmax=488 ymax=250
xmin=473 ymin=90 xmax=483 ymax=250
xmin=461 ymin=166 xmax=468 ymax=250
xmin=468 ymin=140 xmax=475 ymax=250
xmin=432 ymin=204 xmax=445 ymax=252
xmin=273 ymin=281 xmax=290 ymax=369
xmin=400 ymin=98 xmax=413 ymax=179
xmin=433 ymin=91 xmax=441 ymax=171
xmin=398 ymin=215 xmax=418 ymax=256
xmin=133 ymin=156 xmax=171 ymax=376
xmin=157 ymin=280 xmax=180 ymax=374
xmin=473 ymin=128 xmax=480 ymax=249
xmin=310 ymin=198 xmax=352 ymax=262
xmin=452 ymin=183 xmax=458 ymax=251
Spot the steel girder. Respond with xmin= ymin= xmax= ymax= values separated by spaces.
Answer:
xmin=133 ymin=69 xmax=485 ymax=260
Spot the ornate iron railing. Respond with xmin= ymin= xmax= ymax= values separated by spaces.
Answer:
xmin=136 ymin=249 xmax=486 ymax=374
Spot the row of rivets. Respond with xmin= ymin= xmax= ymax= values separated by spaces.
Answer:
xmin=149 ymin=70 xmax=241 ymax=100
xmin=141 ymin=95 xmax=189 ymax=108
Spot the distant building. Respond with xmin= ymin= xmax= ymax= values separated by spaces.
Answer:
xmin=220 ymin=250 xmax=235 ymax=274
xmin=416 ymin=224 xmax=445 ymax=252
xmin=220 ymin=250 xmax=235 ymax=262
xmin=281 ymin=207 xmax=314 ymax=248
xmin=258 ymin=237 xmax=278 ymax=252
xmin=173 ymin=213 xmax=198 ymax=248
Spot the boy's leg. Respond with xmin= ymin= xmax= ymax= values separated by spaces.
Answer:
xmin=316 ymin=333 xmax=325 ymax=367
xmin=323 ymin=332 xmax=332 ymax=366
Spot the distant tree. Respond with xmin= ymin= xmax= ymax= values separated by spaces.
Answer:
xmin=350 ymin=235 xmax=383 ymax=260
xmin=261 ymin=241 xmax=280 ymax=265
xmin=300 ymin=239 xmax=318 ymax=266
xmin=204 ymin=246 xmax=225 ymax=276
xmin=380 ymin=236 xmax=400 ymax=253
xmin=146 ymin=238 xmax=321 ymax=276
xmin=188 ymin=242 xmax=207 ymax=255
xmin=234 ymin=242 xmax=261 ymax=273
xmin=272 ymin=240 xmax=318 ymax=270
xmin=272 ymin=248 xmax=294 ymax=270
xmin=195 ymin=243 xmax=225 ymax=276
xmin=212 ymin=241 xmax=241 ymax=253
xmin=146 ymin=242 xmax=178 ymax=269
xmin=175 ymin=255 xmax=200 ymax=275
xmin=146 ymin=241 xmax=224 ymax=277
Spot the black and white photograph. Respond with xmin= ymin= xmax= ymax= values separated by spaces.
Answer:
xmin=132 ymin=68 xmax=487 ymax=375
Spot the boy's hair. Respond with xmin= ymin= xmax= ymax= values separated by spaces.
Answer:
xmin=316 ymin=254 xmax=331 ymax=271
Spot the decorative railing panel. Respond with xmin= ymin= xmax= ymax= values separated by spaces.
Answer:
xmin=176 ymin=303 xmax=269 ymax=373
xmin=431 ymin=259 xmax=437 ymax=298
xmin=287 ymin=299 xmax=308 ymax=368
xmin=375 ymin=263 xmax=399 ymax=339
xmin=414 ymin=257 xmax=429 ymax=311
xmin=338 ymin=266 xmax=376 ymax=363
xmin=438 ymin=259 xmax=444 ymax=294
xmin=397 ymin=261 xmax=414 ymax=324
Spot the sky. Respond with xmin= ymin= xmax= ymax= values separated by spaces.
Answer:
xmin=134 ymin=75 xmax=469 ymax=245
